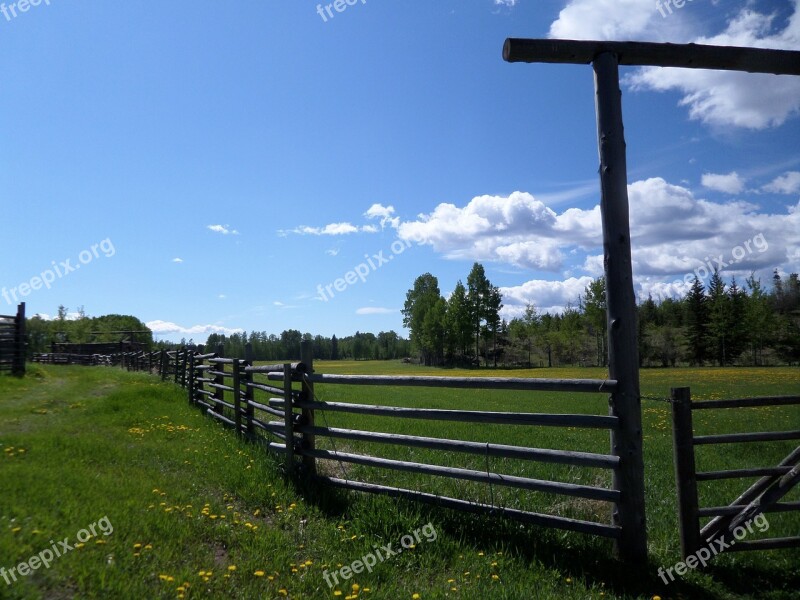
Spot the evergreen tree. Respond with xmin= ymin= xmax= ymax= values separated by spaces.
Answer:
xmin=685 ymin=276 xmax=708 ymax=365
xmin=707 ymin=269 xmax=730 ymax=365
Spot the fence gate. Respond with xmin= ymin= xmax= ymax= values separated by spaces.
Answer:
xmin=671 ymin=387 xmax=800 ymax=558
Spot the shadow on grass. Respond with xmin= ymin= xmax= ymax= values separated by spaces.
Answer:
xmin=290 ymin=469 xmax=796 ymax=599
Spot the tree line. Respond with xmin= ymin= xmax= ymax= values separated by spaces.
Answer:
xmin=26 ymin=266 xmax=799 ymax=368
xmin=402 ymin=264 xmax=800 ymax=367
xmin=204 ymin=330 xmax=411 ymax=362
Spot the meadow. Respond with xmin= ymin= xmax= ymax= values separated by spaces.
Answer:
xmin=0 ymin=362 xmax=798 ymax=599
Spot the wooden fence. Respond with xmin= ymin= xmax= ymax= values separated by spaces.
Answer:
xmin=671 ymin=387 xmax=800 ymax=558
xmin=0 ymin=303 xmax=26 ymax=376
xmin=108 ymin=341 xmax=647 ymax=557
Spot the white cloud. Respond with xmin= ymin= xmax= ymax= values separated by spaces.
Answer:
xmin=207 ymin=224 xmax=240 ymax=235
xmin=494 ymin=0 xmax=517 ymax=6
xmin=549 ymin=1 xmax=800 ymax=130
xmin=701 ymin=171 xmax=746 ymax=194
xmin=624 ymin=5 xmax=800 ymax=130
xmin=365 ymin=203 xmax=400 ymax=229
xmin=293 ymin=223 xmax=360 ymax=235
xmin=763 ymin=171 xmax=800 ymax=194
xmin=325 ymin=248 xmax=340 ymax=256
xmin=394 ymin=180 xmax=800 ymax=297
xmin=146 ymin=320 xmax=243 ymax=336
xmin=172 ymin=257 xmax=184 ymax=263
xmin=549 ymin=0 xmax=655 ymax=41
xmin=397 ymin=191 xmax=565 ymax=270
xmin=218 ymin=294 xmax=227 ymax=300
xmin=356 ymin=307 xmax=397 ymax=315
xmin=500 ymin=277 xmax=595 ymax=318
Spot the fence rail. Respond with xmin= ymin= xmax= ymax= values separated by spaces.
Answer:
xmin=0 ymin=303 xmax=26 ymax=376
xmin=671 ymin=387 xmax=800 ymax=559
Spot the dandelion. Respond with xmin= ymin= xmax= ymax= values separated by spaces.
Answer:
xmin=228 ymin=565 xmax=237 ymax=572
xmin=254 ymin=570 xmax=265 ymax=577
xmin=412 ymin=594 xmax=421 ymax=599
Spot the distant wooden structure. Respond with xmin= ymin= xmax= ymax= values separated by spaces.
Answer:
xmin=0 ymin=303 xmax=26 ymax=376
xmin=502 ymin=38 xmax=800 ymax=563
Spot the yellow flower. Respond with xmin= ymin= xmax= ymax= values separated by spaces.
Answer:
xmin=254 ymin=570 xmax=265 ymax=577
xmin=352 ymin=583 xmax=360 ymax=592
xmin=228 ymin=565 xmax=237 ymax=571
xmin=278 ymin=589 xmax=288 ymax=596
xmin=491 ymin=574 xmax=500 ymax=581
xmin=412 ymin=594 xmax=421 ymax=599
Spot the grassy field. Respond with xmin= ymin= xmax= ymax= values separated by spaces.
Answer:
xmin=0 ymin=362 xmax=798 ymax=599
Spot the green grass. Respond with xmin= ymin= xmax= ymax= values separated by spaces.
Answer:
xmin=0 ymin=363 xmax=798 ymax=599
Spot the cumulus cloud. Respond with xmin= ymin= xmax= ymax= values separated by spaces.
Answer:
xmin=172 ymin=257 xmax=184 ymax=263
xmin=763 ymin=171 xmax=800 ymax=194
xmin=500 ymin=276 xmax=595 ymax=318
xmin=365 ymin=203 xmax=400 ymax=229
xmin=624 ymin=5 xmax=800 ymax=130
xmin=550 ymin=1 xmax=800 ymax=130
xmin=397 ymin=191 xmax=564 ymax=270
xmin=146 ymin=320 xmax=244 ymax=336
xmin=207 ymin=224 xmax=239 ymax=235
xmin=395 ymin=180 xmax=799 ymax=311
xmin=549 ymin=0 xmax=655 ymax=41
xmin=701 ymin=171 xmax=746 ymax=194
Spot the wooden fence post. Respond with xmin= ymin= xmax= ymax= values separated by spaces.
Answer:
xmin=671 ymin=386 xmax=701 ymax=558
xmin=180 ymin=350 xmax=188 ymax=388
xmin=233 ymin=358 xmax=242 ymax=437
xmin=188 ymin=352 xmax=195 ymax=405
xmin=300 ymin=340 xmax=316 ymax=475
xmin=594 ymin=51 xmax=647 ymax=563
xmin=213 ymin=344 xmax=224 ymax=415
xmin=159 ymin=350 xmax=166 ymax=380
xmin=283 ymin=363 xmax=295 ymax=470
xmin=243 ymin=345 xmax=254 ymax=436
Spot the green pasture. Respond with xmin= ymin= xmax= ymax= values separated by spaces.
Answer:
xmin=0 ymin=363 xmax=797 ymax=599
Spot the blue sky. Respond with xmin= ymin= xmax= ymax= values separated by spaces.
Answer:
xmin=1 ymin=0 xmax=799 ymax=343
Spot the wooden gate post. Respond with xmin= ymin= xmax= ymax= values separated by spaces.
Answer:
xmin=671 ymin=387 xmax=700 ymax=558
xmin=593 ymin=51 xmax=647 ymax=563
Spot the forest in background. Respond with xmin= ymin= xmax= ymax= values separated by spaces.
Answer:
xmin=23 ymin=265 xmax=800 ymax=367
